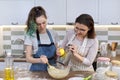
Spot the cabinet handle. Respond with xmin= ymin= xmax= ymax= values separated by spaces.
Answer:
xmin=111 ymin=22 xmax=118 ymax=25
xmin=48 ymin=22 xmax=54 ymax=25
xmin=94 ymin=22 xmax=99 ymax=24
xmin=66 ymin=22 xmax=74 ymax=25
xmin=11 ymin=22 xmax=18 ymax=25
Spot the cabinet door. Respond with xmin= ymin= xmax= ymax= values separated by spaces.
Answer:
xmin=35 ymin=0 xmax=66 ymax=25
xmin=14 ymin=62 xmax=31 ymax=70
xmin=0 ymin=0 xmax=34 ymax=25
xmin=67 ymin=0 xmax=99 ymax=24
xmin=99 ymin=0 xmax=120 ymax=25
xmin=0 ymin=62 xmax=5 ymax=70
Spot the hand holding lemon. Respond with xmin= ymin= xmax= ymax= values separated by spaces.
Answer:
xmin=59 ymin=48 xmax=65 ymax=57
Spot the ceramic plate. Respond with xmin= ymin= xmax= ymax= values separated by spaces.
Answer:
xmin=68 ymin=77 xmax=84 ymax=80
xmin=0 ymin=78 xmax=3 ymax=80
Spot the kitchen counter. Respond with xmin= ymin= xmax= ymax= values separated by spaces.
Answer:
xmin=0 ymin=71 xmax=94 ymax=80
xmin=0 ymin=54 xmax=120 ymax=62
xmin=0 ymin=58 xmax=26 ymax=62
xmin=0 ymin=54 xmax=119 ymax=79
xmin=111 ymin=54 xmax=120 ymax=61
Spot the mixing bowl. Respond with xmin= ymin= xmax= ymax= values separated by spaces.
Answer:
xmin=47 ymin=65 xmax=70 ymax=79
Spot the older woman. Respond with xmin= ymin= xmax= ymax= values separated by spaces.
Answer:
xmin=61 ymin=14 xmax=98 ymax=71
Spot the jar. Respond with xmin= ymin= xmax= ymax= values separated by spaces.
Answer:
xmin=92 ymin=72 xmax=106 ymax=80
xmin=111 ymin=60 xmax=120 ymax=79
xmin=93 ymin=57 xmax=111 ymax=80
xmin=97 ymin=57 xmax=111 ymax=72
xmin=105 ymin=71 xmax=118 ymax=80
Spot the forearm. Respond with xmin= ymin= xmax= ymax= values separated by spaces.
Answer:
xmin=73 ymin=52 xmax=92 ymax=66
xmin=25 ymin=45 xmax=43 ymax=63
xmin=26 ymin=56 xmax=42 ymax=63
xmin=73 ymin=52 xmax=84 ymax=62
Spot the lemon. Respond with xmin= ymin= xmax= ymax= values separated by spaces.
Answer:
xmin=59 ymin=48 xmax=65 ymax=56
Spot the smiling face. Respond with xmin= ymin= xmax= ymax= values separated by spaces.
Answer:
xmin=36 ymin=15 xmax=47 ymax=33
xmin=74 ymin=23 xmax=89 ymax=38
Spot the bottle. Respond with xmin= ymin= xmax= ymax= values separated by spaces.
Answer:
xmin=4 ymin=52 xmax=14 ymax=80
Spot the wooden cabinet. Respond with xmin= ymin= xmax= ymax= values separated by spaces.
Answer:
xmin=35 ymin=0 xmax=66 ymax=25
xmin=0 ymin=0 xmax=34 ymax=25
xmin=66 ymin=0 xmax=99 ymax=24
xmin=99 ymin=0 xmax=120 ymax=25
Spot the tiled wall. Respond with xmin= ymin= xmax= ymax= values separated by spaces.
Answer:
xmin=0 ymin=25 xmax=25 ymax=56
xmin=95 ymin=25 xmax=120 ymax=49
xmin=0 ymin=25 xmax=120 ymax=56
xmin=49 ymin=25 xmax=120 ymax=48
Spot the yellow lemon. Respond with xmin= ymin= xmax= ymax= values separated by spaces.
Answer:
xmin=59 ymin=48 xmax=65 ymax=56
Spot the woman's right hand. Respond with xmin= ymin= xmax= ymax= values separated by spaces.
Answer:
xmin=40 ymin=55 xmax=48 ymax=64
xmin=56 ymin=48 xmax=61 ymax=56
xmin=56 ymin=47 xmax=65 ymax=57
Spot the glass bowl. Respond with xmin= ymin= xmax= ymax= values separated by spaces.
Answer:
xmin=47 ymin=65 xmax=70 ymax=79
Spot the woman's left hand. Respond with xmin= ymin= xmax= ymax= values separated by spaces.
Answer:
xmin=69 ymin=44 xmax=83 ymax=62
xmin=40 ymin=55 xmax=48 ymax=64
xmin=69 ymin=44 xmax=78 ymax=56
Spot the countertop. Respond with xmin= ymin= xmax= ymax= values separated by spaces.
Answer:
xmin=0 ymin=58 xmax=26 ymax=62
xmin=0 ymin=54 xmax=120 ymax=62
xmin=0 ymin=54 xmax=119 ymax=79
xmin=0 ymin=71 xmax=94 ymax=80
xmin=111 ymin=54 xmax=120 ymax=61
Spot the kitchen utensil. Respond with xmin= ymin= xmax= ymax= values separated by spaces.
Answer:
xmin=111 ymin=42 xmax=118 ymax=57
xmin=83 ymin=75 xmax=92 ymax=80
xmin=56 ymin=60 xmax=66 ymax=66
xmin=47 ymin=62 xmax=55 ymax=69
xmin=111 ymin=42 xmax=118 ymax=51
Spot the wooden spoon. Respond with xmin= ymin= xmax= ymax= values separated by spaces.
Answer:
xmin=47 ymin=62 xmax=55 ymax=69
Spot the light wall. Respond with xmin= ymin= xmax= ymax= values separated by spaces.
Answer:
xmin=0 ymin=25 xmax=120 ymax=56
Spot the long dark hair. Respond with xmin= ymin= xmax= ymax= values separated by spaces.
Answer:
xmin=75 ymin=14 xmax=96 ymax=39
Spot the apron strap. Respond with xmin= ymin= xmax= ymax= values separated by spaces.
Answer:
xmin=46 ymin=29 xmax=54 ymax=43
xmin=36 ymin=29 xmax=54 ymax=45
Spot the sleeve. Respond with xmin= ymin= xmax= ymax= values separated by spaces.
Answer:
xmin=61 ymin=30 xmax=70 ymax=48
xmin=24 ymin=34 xmax=38 ymax=54
xmin=82 ymin=38 xmax=99 ymax=66
xmin=24 ymin=34 xmax=32 ymax=46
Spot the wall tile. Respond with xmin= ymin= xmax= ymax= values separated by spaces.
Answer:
xmin=0 ymin=25 xmax=120 ymax=56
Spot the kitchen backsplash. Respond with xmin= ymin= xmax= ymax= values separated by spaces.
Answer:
xmin=0 ymin=25 xmax=120 ymax=56
xmin=0 ymin=25 xmax=25 ymax=56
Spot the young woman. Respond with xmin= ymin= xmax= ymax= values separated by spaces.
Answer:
xmin=60 ymin=14 xmax=98 ymax=71
xmin=24 ymin=6 xmax=59 ymax=71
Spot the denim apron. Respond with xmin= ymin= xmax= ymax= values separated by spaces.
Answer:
xmin=30 ymin=29 xmax=56 ymax=71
